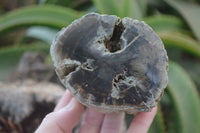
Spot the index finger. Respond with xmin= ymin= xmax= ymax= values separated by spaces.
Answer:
xmin=54 ymin=89 xmax=73 ymax=111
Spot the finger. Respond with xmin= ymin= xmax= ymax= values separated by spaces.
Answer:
xmin=35 ymin=98 xmax=84 ymax=133
xmin=127 ymin=106 xmax=157 ymax=133
xmin=54 ymin=89 xmax=73 ymax=111
xmin=100 ymin=112 xmax=125 ymax=133
xmin=79 ymin=108 xmax=105 ymax=133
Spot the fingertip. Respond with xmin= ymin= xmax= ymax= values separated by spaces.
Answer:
xmin=127 ymin=106 xmax=157 ymax=133
xmin=65 ymin=97 xmax=84 ymax=112
xmin=57 ymin=97 xmax=84 ymax=126
xmin=54 ymin=89 xmax=73 ymax=111
xmin=152 ymin=106 xmax=158 ymax=114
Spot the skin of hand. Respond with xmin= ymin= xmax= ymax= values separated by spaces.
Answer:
xmin=35 ymin=90 xmax=157 ymax=133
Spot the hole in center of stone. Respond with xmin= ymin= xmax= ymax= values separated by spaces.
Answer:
xmin=104 ymin=20 xmax=125 ymax=53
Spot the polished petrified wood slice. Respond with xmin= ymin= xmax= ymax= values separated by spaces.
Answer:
xmin=51 ymin=13 xmax=168 ymax=113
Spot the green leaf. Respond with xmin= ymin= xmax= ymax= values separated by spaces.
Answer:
xmin=165 ymin=0 xmax=200 ymax=41
xmin=26 ymin=26 xmax=58 ymax=44
xmin=158 ymin=32 xmax=200 ymax=58
xmin=160 ymin=91 xmax=179 ymax=133
xmin=0 ymin=5 xmax=84 ymax=34
xmin=92 ymin=0 xmax=147 ymax=19
xmin=92 ymin=0 xmax=119 ymax=15
xmin=0 ymin=44 xmax=50 ymax=81
xmin=149 ymin=104 xmax=166 ymax=133
xmin=167 ymin=61 xmax=200 ymax=133
xmin=144 ymin=15 xmax=186 ymax=33
xmin=121 ymin=0 xmax=147 ymax=19
xmin=174 ymin=58 xmax=200 ymax=92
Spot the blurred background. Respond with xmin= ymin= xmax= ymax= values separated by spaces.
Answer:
xmin=0 ymin=0 xmax=199 ymax=133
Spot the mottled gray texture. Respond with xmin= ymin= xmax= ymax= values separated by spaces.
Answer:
xmin=0 ymin=80 xmax=64 ymax=123
xmin=51 ymin=13 xmax=168 ymax=113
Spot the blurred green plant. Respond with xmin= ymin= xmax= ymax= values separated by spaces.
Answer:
xmin=0 ymin=5 xmax=84 ymax=34
xmin=0 ymin=0 xmax=200 ymax=133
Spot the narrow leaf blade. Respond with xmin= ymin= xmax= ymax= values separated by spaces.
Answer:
xmin=92 ymin=0 xmax=119 ymax=15
xmin=144 ymin=15 xmax=186 ymax=33
xmin=167 ymin=61 xmax=200 ymax=133
xmin=122 ymin=0 xmax=147 ymax=19
xmin=165 ymin=0 xmax=200 ymax=41
xmin=158 ymin=32 xmax=200 ymax=58
xmin=26 ymin=26 xmax=58 ymax=44
xmin=0 ymin=5 xmax=84 ymax=34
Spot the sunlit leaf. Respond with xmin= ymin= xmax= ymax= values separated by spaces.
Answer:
xmin=144 ymin=15 xmax=186 ymax=33
xmin=167 ymin=61 xmax=200 ymax=133
xmin=158 ymin=32 xmax=200 ymax=58
xmin=92 ymin=0 xmax=147 ymax=19
xmin=0 ymin=5 xmax=84 ymax=34
xmin=26 ymin=26 xmax=58 ymax=44
xmin=121 ymin=0 xmax=147 ymax=19
xmin=165 ymin=0 xmax=200 ymax=41
xmin=92 ymin=0 xmax=119 ymax=15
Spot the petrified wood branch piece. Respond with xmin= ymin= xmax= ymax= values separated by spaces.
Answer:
xmin=51 ymin=13 xmax=168 ymax=113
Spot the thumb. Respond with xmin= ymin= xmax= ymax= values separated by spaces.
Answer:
xmin=35 ymin=98 xmax=84 ymax=133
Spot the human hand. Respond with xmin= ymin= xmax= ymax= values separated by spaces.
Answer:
xmin=35 ymin=90 xmax=157 ymax=133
